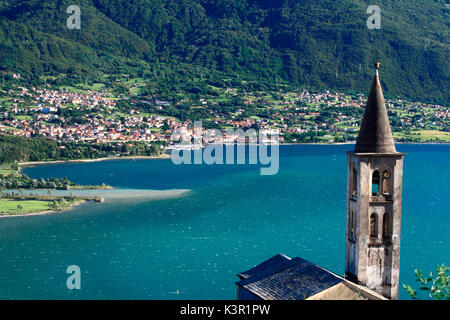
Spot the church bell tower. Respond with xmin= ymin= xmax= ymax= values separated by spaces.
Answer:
xmin=345 ymin=63 xmax=405 ymax=300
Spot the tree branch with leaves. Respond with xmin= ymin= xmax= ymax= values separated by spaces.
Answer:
xmin=403 ymin=264 xmax=449 ymax=300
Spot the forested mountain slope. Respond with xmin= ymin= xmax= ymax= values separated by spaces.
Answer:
xmin=0 ymin=0 xmax=448 ymax=102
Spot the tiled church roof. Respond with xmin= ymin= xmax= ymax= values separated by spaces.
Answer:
xmin=236 ymin=255 xmax=342 ymax=300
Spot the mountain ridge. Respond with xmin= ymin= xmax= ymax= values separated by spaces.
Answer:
xmin=0 ymin=0 xmax=448 ymax=103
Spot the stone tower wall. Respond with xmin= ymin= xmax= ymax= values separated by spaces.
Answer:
xmin=345 ymin=153 xmax=404 ymax=299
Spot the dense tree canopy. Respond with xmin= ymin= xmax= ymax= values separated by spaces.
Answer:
xmin=0 ymin=135 xmax=162 ymax=163
xmin=0 ymin=0 xmax=448 ymax=103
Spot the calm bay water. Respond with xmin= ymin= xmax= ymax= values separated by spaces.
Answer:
xmin=0 ymin=144 xmax=448 ymax=299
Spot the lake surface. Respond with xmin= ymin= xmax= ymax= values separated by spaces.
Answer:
xmin=0 ymin=144 xmax=448 ymax=299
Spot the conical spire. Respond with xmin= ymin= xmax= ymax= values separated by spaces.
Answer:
xmin=354 ymin=63 xmax=396 ymax=153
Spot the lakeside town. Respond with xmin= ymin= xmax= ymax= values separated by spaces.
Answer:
xmin=0 ymin=79 xmax=449 ymax=149
xmin=0 ymin=74 xmax=447 ymax=218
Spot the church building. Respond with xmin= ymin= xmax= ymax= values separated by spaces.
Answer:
xmin=236 ymin=63 xmax=405 ymax=300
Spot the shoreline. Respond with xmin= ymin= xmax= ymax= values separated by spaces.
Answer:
xmin=19 ymin=154 xmax=171 ymax=168
xmin=0 ymin=188 xmax=192 ymax=218
xmin=3 ymin=142 xmax=447 ymax=217
xmin=0 ymin=199 xmax=86 ymax=219
xmin=16 ymin=142 xmax=449 ymax=168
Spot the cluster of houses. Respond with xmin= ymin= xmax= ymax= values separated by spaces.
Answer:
xmin=0 ymin=85 xmax=448 ymax=145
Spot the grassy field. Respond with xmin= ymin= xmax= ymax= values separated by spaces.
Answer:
xmin=0 ymin=198 xmax=83 ymax=216
xmin=0 ymin=199 xmax=53 ymax=216
xmin=59 ymin=85 xmax=88 ymax=94
xmin=0 ymin=163 xmax=14 ymax=177
xmin=14 ymin=115 xmax=33 ymax=121
xmin=0 ymin=125 xmax=20 ymax=131
xmin=393 ymin=130 xmax=450 ymax=142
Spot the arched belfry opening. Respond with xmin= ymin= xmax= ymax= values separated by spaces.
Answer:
xmin=382 ymin=170 xmax=391 ymax=195
xmin=372 ymin=170 xmax=380 ymax=196
xmin=383 ymin=213 xmax=390 ymax=239
xmin=370 ymin=213 xmax=378 ymax=238
xmin=351 ymin=167 xmax=357 ymax=196
xmin=349 ymin=210 xmax=356 ymax=242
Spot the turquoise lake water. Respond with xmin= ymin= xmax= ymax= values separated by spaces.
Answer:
xmin=0 ymin=144 xmax=448 ymax=299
